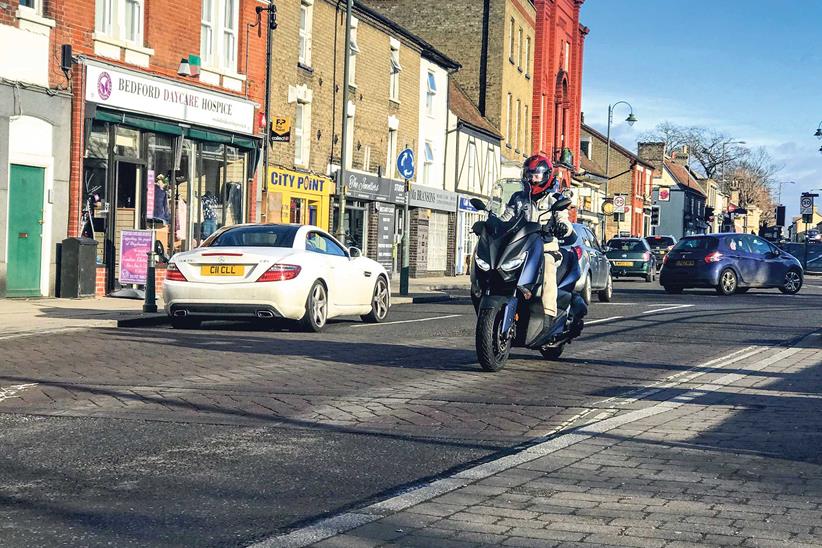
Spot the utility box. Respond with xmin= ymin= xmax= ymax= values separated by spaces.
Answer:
xmin=60 ymin=237 xmax=98 ymax=298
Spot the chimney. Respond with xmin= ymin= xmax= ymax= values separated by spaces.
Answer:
xmin=671 ymin=145 xmax=689 ymax=166
xmin=638 ymin=142 xmax=664 ymax=177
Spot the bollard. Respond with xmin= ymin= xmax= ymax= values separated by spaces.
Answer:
xmin=143 ymin=249 xmax=157 ymax=313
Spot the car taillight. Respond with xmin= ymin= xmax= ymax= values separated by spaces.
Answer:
xmin=573 ymin=246 xmax=583 ymax=260
xmin=663 ymin=254 xmax=670 ymax=265
xmin=165 ymin=263 xmax=188 ymax=282
xmin=643 ymin=252 xmax=651 ymax=261
xmin=257 ymin=264 xmax=301 ymax=282
xmin=704 ymin=251 xmax=723 ymax=263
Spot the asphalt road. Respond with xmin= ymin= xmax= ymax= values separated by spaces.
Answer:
xmin=1 ymin=279 xmax=821 ymax=547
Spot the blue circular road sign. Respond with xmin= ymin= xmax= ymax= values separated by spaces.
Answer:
xmin=397 ymin=148 xmax=415 ymax=180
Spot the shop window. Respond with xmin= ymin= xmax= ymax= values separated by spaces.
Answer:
xmin=115 ymin=126 xmax=140 ymax=158
xmin=299 ymin=0 xmax=314 ymax=67
xmin=290 ymin=197 xmax=304 ymax=224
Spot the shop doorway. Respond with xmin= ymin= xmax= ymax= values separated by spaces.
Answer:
xmin=7 ymin=165 xmax=45 ymax=297
xmin=108 ymin=159 xmax=145 ymax=290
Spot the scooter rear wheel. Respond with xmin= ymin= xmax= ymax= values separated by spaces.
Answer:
xmin=476 ymin=306 xmax=512 ymax=372
xmin=539 ymin=344 xmax=564 ymax=360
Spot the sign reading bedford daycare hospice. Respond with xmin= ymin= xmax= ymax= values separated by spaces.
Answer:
xmin=658 ymin=187 xmax=671 ymax=202
xmin=343 ymin=170 xmax=407 ymax=205
xmin=397 ymin=148 xmax=415 ymax=180
xmin=119 ymin=229 xmax=153 ymax=285
xmin=268 ymin=167 xmax=334 ymax=196
xmin=409 ymin=185 xmax=458 ymax=212
xmin=85 ymin=63 xmax=255 ymax=135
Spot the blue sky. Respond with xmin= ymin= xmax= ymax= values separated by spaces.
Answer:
xmin=580 ymin=0 xmax=822 ymax=219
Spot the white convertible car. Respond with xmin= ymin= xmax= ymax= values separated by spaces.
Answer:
xmin=163 ymin=224 xmax=391 ymax=331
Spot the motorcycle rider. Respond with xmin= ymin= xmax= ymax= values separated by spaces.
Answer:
xmin=500 ymin=154 xmax=574 ymax=320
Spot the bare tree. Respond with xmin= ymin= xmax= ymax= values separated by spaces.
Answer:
xmin=729 ymin=147 xmax=782 ymax=225
xmin=640 ymin=122 xmax=746 ymax=180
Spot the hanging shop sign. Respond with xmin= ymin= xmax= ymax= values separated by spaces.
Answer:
xmin=271 ymin=116 xmax=291 ymax=142
xmin=342 ymin=170 xmax=407 ymax=205
xmin=409 ymin=185 xmax=458 ymax=212
xmin=458 ymin=195 xmax=479 ymax=213
xmin=85 ymin=63 xmax=255 ymax=135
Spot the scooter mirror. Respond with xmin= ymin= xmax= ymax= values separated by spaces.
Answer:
xmin=469 ymin=198 xmax=487 ymax=211
xmin=551 ymin=197 xmax=572 ymax=211
xmin=472 ymin=221 xmax=486 ymax=235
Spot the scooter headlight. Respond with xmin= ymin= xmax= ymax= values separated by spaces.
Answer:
xmin=500 ymin=253 xmax=527 ymax=271
xmin=475 ymin=256 xmax=491 ymax=271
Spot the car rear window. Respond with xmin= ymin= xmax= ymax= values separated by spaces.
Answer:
xmin=645 ymin=236 xmax=676 ymax=249
xmin=204 ymin=225 xmax=299 ymax=248
xmin=672 ymin=237 xmax=717 ymax=251
xmin=608 ymin=239 xmax=646 ymax=252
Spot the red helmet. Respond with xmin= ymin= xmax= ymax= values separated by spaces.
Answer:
xmin=523 ymin=154 xmax=554 ymax=198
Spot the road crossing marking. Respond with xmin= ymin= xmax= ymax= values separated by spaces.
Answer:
xmin=0 ymin=383 xmax=38 ymax=404
xmin=643 ymin=304 xmax=695 ymax=314
xmin=349 ymin=314 xmax=462 ymax=328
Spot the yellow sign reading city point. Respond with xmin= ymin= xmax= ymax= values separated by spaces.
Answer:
xmin=268 ymin=167 xmax=335 ymax=196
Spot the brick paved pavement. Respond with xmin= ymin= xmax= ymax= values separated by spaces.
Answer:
xmin=263 ymin=335 xmax=822 ymax=547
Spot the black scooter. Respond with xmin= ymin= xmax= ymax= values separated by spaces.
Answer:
xmin=469 ymin=196 xmax=587 ymax=371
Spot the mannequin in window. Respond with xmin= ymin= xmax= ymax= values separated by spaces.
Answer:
xmin=152 ymin=174 xmax=171 ymax=223
xmin=225 ymin=182 xmax=243 ymax=225
xmin=175 ymin=177 xmax=188 ymax=250
xmin=201 ymin=190 xmax=218 ymax=239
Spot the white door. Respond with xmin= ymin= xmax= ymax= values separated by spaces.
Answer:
xmin=306 ymin=231 xmax=354 ymax=306
xmin=427 ymin=212 xmax=449 ymax=272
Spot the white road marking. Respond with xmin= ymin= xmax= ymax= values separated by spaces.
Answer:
xmin=0 ymin=383 xmax=38 ymax=403
xmin=350 ymin=314 xmax=462 ymax=328
xmin=643 ymin=304 xmax=695 ymax=314
xmin=0 ymin=327 xmax=88 ymax=341
xmin=585 ymin=316 xmax=623 ymax=325
xmin=251 ymin=343 xmax=791 ymax=548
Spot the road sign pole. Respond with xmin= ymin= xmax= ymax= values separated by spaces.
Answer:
xmin=400 ymin=179 xmax=411 ymax=296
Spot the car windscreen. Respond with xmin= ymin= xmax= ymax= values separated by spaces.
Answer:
xmin=203 ymin=225 xmax=299 ymax=248
xmin=645 ymin=236 xmax=676 ymax=249
xmin=607 ymin=239 xmax=646 ymax=252
xmin=672 ymin=236 xmax=717 ymax=251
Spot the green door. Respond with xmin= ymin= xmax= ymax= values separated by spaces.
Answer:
xmin=7 ymin=165 xmax=45 ymax=297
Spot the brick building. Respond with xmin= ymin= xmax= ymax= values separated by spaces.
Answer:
xmin=582 ymin=123 xmax=654 ymax=240
xmin=367 ymin=0 xmax=536 ymax=172
xmin=4 ymin=0 xmax=270 ymax=296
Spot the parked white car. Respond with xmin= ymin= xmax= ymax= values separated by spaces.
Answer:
xmin=163 ymin=224 xmax=390 ymax=331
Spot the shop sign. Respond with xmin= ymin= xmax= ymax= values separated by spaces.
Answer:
xmin=271 ymin=117 xmax=291 ymax=142
xmin=268 ymin=167 xmax=334 ymax=196
xmin=85 ymin=63 xmax=255 ymax=135
xmin=458 ymin=196 xmax=479 ymax=213
xmin=410 ymin=186 xmax=458 ymax=212
xmin=342 ymin=170 xmax=407 ymax=205
xmin=658 ymin=187 xmax=671 ymax=202
xmin=119 ymin=229 xmax=153 ymax=285
xmin=375 ymin=203 xmax=395 ymax=274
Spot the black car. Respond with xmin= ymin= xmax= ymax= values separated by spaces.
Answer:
xmin=660 ymin=233 xmax=804 ymax=295
xmin=645 ymin=235 xmax=677 ymax=269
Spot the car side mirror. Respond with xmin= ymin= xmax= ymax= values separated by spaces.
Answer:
xmin=469 ymin=198 xmax=487 ymax=211
xmin=349 ymin=247 xmax=362 ymax=258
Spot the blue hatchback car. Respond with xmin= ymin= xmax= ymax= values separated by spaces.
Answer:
xmin=659 ymin=233 xmax=804 ymax=296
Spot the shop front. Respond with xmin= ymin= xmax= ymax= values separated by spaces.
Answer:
xmin=267 ymin=167 xmax=334 ymax=230
xmin=455 ymin=195 xmax=482 ymax=275
xmin=82 ymin=62 xmax=259 ymax=294
xmin=336 ymin=170 xmax=407 ymax=274
xmin=408 ymin=185 xmax=458 ymax=277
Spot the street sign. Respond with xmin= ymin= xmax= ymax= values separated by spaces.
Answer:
xmin=658 ymin=187 xmax=671 ymax=202
xmin=800 ymin=195 xmax=813 ymax=215
xmin=397 ymin=148 xmax=415 ymax=180
xmin=613 ymin=195 xmax=626 ymax=209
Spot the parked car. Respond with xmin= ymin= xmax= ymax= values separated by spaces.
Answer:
xmin=605 ymin=238 xmax=657 ymax=282
xmin=567 ymin=223 xmax=612 ymax=303
xmin=645 ymin=235 xmax=677 ymax=269
xmin=660 ymin=233 xmax=803 ymax=295
xmin=163 ymin=224 xmax=391 ymax=331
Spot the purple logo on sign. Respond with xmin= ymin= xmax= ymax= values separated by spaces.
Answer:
xmin=98 ymin=71 xmax=112 ymax=100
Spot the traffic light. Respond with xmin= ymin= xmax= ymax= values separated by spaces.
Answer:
xmin=650 ymin=205 xmax=660 ymax=227
xmin=804 ymin=213 xmax=814 ymax=224
xmin=776 ymin=205 xmax=786 ymax=227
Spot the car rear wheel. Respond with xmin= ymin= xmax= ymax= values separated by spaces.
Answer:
xmin=598 ymin=274 xmax=613 ymax=302
xmin=716 ymin=269 xmax=738 ymax=296
xmin=663 ymin=285 xmax=683 ymax=294
xmin=361 ymin=276 xmax=390 ymax=322
xmin=299 ymin=281 xmax=328 ymax=332
xmin=779 ymin=269 xmax=802 ymax=295
xmin=581 ymin=274 xmax=592 ymax=305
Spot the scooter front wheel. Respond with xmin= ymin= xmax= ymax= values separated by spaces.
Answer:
xmin=476 ymin=306 xmax=512 ymax=372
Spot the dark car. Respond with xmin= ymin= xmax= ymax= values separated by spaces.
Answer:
xmin=605 ymin=238 xmax=657 ymax=282
xmin=660 ymin=233 xmax=804 ymax=295
xmin=644 ymin=235 xmax=677 ymax=269
xmin=567 ymin=223 xmax=612 ymax=303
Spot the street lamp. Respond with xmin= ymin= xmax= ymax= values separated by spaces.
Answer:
xmin=814 ymin=121 xmax=822 ymax=139
xmin=602 ymin=101 xmax=637 ymax=242
xmin=776 ymin=181 xmax=795 ymax=206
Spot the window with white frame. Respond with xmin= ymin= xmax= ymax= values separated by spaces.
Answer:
xmin=386 ymin=128 xmax=398 ymax=179
xmin=506 ymin=93 xmax=512 ymax=146
xmin=96 ymin=0 xmax=144 ymax=45
xmin=525 ymin=36 xmax=531 ymax=76
xmin=508 ymin=18 xmax=515 ymax=62
xmin=425 ymin=70 xmax=437 ymax=116
xmin=294 ymin=100 xmax=312 ymax=167
xmin=18 ymin=0 xmax=43 ymax=15
xmin=389 ymin=41 xmax=402 ymax=101
xmin=423 ymin=141 xmax=434 ymax=185
xmin=200 ymin=0 xmax=239 ymax=72
xmin=348 ymin=17 xmax=359 ymax=87
xmin=517 ymin=27 xmax=523 ymax=69
xmin=299 ymin=0 xmax=314 ymax=67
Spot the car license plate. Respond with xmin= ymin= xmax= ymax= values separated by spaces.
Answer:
xmin=614 ymin=261 xmax=633 ymax=267
xmin=201 ymin=264 xmax=245 ymax=276
xmin=676 ymin=260 xmax=694 ymax=267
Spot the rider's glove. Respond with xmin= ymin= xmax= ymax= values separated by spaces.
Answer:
xmin=553 ymin=221 xmax=569 ymax=238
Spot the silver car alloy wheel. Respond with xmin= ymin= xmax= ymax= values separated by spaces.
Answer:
xmin=373 ymin=279 xmax=389 ymax=319
xmin=721 ymin=271 xmax=736 ymax=293
xmin=312 ymin=284 xmax=327 ymax=327
xmin=784 ymin=271 xmax=801 ymax=293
